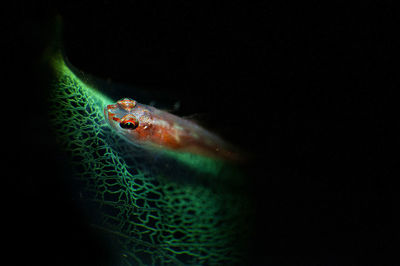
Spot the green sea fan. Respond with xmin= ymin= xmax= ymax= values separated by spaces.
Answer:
xmin=44 ymin=17 xmax=252 ymax=265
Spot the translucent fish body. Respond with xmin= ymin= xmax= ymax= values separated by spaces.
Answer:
xmin=104 ymin=98 xmax=238 ymax=161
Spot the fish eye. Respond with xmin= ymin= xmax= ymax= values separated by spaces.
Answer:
xmin=119 ymin=114 xmax=139 ymax=130
xmin=120 ymin=121 xmax=138 ymax=129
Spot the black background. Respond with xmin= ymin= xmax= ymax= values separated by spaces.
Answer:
xmin=5 ymin=1 xmax=398 ymax=265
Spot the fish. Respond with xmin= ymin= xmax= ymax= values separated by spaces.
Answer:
xmin=104 ymin=98 xmax=241 ymax=162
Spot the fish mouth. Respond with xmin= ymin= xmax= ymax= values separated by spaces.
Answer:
xmin=104 ymin=104 xmax=128 ymax=125
xmin=105 ymin=101 xmax=130 ymax=120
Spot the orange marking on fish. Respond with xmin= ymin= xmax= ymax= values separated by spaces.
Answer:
xmin=104 ymin=98 xmax=241 ymax=161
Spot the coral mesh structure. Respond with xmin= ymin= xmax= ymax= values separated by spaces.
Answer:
xmin=47 ymin=53 xmax=251 ymax=265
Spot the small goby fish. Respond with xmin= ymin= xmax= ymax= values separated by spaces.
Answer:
xmin=104 ymin=98 xmax=240 ymax=161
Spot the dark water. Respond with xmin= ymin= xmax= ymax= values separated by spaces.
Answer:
xmin=6 ymin=2 xmax=398 ymax=265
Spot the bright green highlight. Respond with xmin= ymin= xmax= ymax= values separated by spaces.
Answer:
xmin=46 ymin=31 xmax=250 ymax=265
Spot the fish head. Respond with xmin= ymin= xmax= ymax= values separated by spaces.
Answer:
xmin=104 ymin=98 xmax=153 ymax=140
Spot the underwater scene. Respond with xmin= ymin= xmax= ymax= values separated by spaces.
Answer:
xmin=42 ymin=16 xmax=253 ymax=265
xmin=7 ymin=2 xmax=398 ymax=266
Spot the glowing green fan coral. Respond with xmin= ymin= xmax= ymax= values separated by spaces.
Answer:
xmin=45 ymin=19 xmax=251 ymax=266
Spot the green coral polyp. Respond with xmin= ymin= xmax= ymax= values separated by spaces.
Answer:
xmin=47 ymin=36 xmax=250 ymax=265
